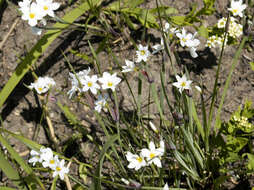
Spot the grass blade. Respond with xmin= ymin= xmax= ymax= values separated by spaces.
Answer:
xmin=215 ymin=37 xmax=247 ymax=129
xmin=0 ymin=149 xmax=26 ymax=190
xmin=90 ymin=135 xmax=118 ymax=190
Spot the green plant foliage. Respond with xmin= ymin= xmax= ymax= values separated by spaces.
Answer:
xmin=69 ymin=49 xmax=93 ymax=63
xmin=243 ymin=153 xmax=254 ymax=171
xmin=249 ymin=62 xmax=254 ymax=71
xmin=224 ymin=100 xmax=254 ymax=134
xmin=90 ymin=135 xmax=119 ymax=190
xmin=216 ymin=101 xmax=254 ymax=171
xmin=0 ymin=149 xmax=26 ymax=190
xmin=198 ymin=25 xmax=209 ymax=38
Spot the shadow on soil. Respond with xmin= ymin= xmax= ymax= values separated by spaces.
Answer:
xmin=177 ymin=47 xmax=218 ymax=74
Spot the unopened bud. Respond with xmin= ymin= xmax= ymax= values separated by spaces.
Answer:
xmin=129 ymin=180 xmax=142 ymax=189
xmin=149 ymin=121 xmax=158 ymax=133
xmin=141 ymin=70 xmax=154 ymax=83
xmin=121 ymin=178 xmax=130 ymax=185
xmin=195 ymin=85 xmax=202 ymax=93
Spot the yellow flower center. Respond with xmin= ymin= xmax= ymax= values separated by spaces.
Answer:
xmin=87 ymin=81 xmax=93 ymax=87
xmin=181 ymin=82 xmax=186 ymax=87
xmin=43 ymin=6 xmax=48 ymax=11
xmin=38 ymin=87 xmax=43 ymax=92
xmin=149 ymin=153 xmax=155 ymax=159
xmin=219 ymin=22 xmax=224 ymax=26
xmin=233 ymin=9 xmax=238 ymax=13
xmin=29 ymin=13 xmax=35 ymax=19
xmin=56 ymin=167 xmax=62 ymax=172
xmin=140 ymin=50 xmax=146 ymax=55
xmin=182 ymin=38 xmax=186 ymax=42
xmin=136 ymin=157 xmax=143 ymax=163
xmin=107 ymin=82 xmax=113 ymax=87
xmin=50 ymin=160 xmax=55 ymax=164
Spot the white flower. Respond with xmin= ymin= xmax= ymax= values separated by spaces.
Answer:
xmin=28 ymin=147 xmax=53 ymax=166
xmin=98 ymin=72 xmax=121 ymax=91
xmin=149 ymin=121 xmax=158 ymax=133
xmin=122 ymin=60 xmax=136 ymax=73
xmin=141 ymin=141 xmax=163 ymax=168
xmin=172 ymin=74 xmax=192 ymax=94
xmin=163 ymin=22 xmax=170 ymax=33
xmin=29 ymin=76 xmax=55 ymax=94
xmin=188 ymin=47 xmax=198 ymax=58
xmin=163 ymin=183 xmax=169 ymax=190
xmin=67 ymin=68 xmax=90 ymax=98
xmin=170 ymin=27 xmax=180 ymax=34
xmin=40 ymin=147 xmax=54 ymax=161
xmin=206 ymin=35 xmax=217 ymax=48
xmin=228 ymin=22 xmax=243 ymax=38
xmin=228 ymin=0 xmax=246 ymax=17
xmin=21 ymin=2 xmax=43 ymax=27
xmin=217 ymin=17 xmax=227 ymax=28
xmin=163 ymin=23 xmax=179 ymax=34
xmin=152 ymin=38 xmax=164 ymax=54
xmin=136 ymin=44 xmax=151 ymax=62
xmin=42 ymin=155 xmax=59 ymax=170
xmin=94 ymin=94 xmax=108 ymax=113
xmin=157 ymin=140 xmax=165 ymax=156
xmin=52 ymin=159 xmax=69 ymax=180
xmin=126 ymin=151 xmax=147 ymax=170
xmin=81 ymin=75 xmax=100 ymax=95
xmin=186 ymin=32 xmax=200 ymax=58
xmin=36 ymin=0 xmax=60 ymax=17
xmin=18 ymin=0 xmax=31 ymax=12
xmin=176 ymin=28 xmax=193 ymax=47
xmin=28 ymin=150 xmax=41 ymax=166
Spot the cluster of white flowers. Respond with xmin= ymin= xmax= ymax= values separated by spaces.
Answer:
xmin=126 ymin=140 xmax=164 ymax=170
xmin=207 ymin=0 xmax=245 ymax=49
xmin=18 ymin=0 xmax=60 ymax=34
xmin=68 ymin=68 xmax=121 ymax=112
xmin=217 ymin=17 xmax=243 ymax=38
xmin=67 ymin=69 xmax=90 ymax=99
xmin=28 ymin=147 xmax=69 ymax=180
xmin=29 ymin=76 xmax=55 ymax=94
xmin=176 ymin=28 xmax=200 ymax=58
xmin=206 ymin=35 xmax=227 ymax=48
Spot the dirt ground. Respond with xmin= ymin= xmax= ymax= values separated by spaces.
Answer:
xmin=0 ymin=0 xmax=253 ymax=189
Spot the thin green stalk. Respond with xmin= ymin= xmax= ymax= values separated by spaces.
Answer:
xmin=88 ymin=41 xmax=101 ymax=75
xmin=137 ymin=72 xmax=143 ymax=125
xmin=208 ymin=15 xmax=229 ymax=132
